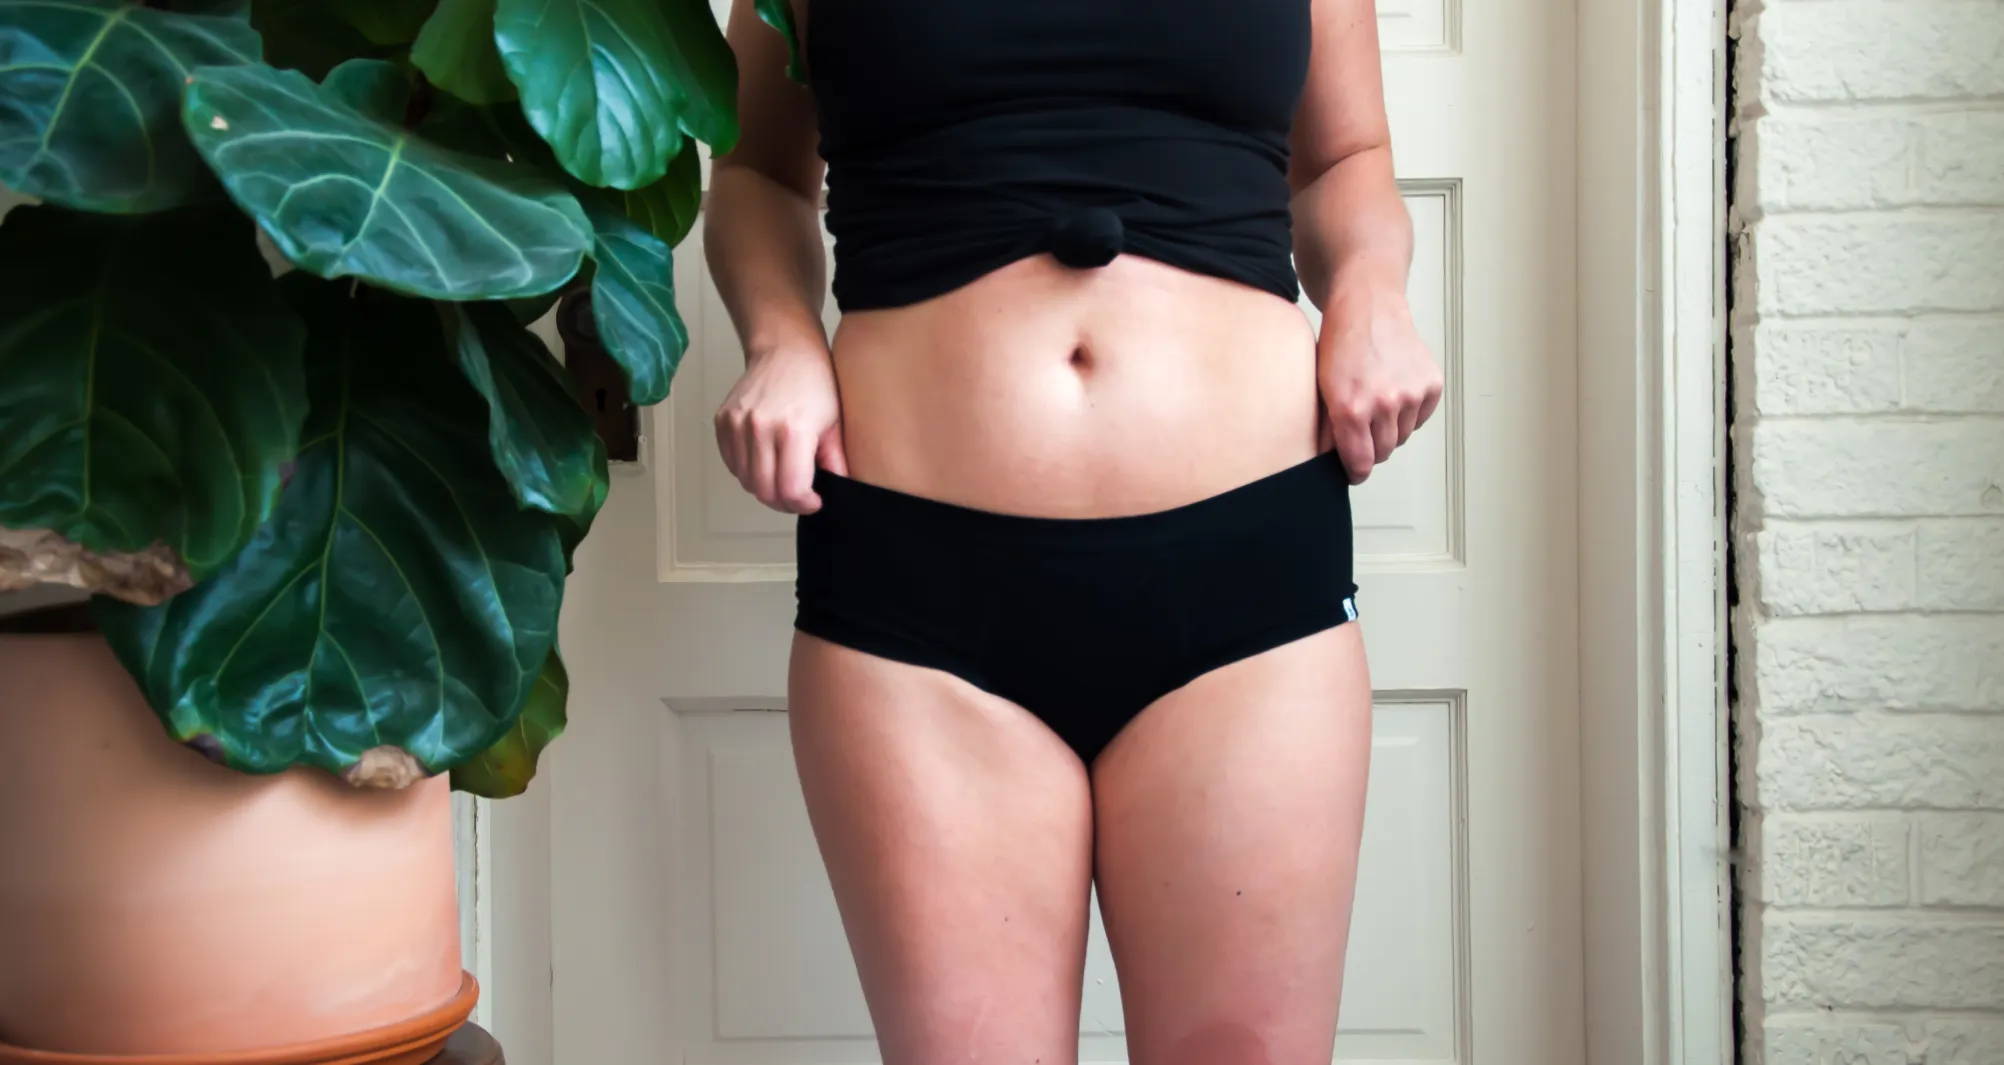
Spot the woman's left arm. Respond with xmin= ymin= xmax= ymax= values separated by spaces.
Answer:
xmin=1290 ymin=0 xmax=1443 ymax=484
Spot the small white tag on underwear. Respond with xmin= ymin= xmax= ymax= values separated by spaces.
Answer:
xmin=1341 ymin=596 xmax=1359 ymax=621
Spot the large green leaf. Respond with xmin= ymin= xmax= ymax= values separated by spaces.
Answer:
xmin=406 ymin=96 xmax=594 ymax=329
xmin=181 ymin=59 xmax=591 ymax=300
xmin=613 ymin=142 xmax=700 ymax=248
xmin=410 ymin=0 xmax=512 ymax=104
xmin=0 ymin=203 xmax=306 ymax=596
xmin=493 ymin=0 xmax=737 ymax=190
xmin=0 ymin=1 xmax=259 ymax=212
xmin=319 ymin=53 xmax=410 ymax=121
xmin=754 ymin=0 xmax=803 ymax=84
xmin=451 ymin=648 xmax=566 ymax=797
xmin=93 ymin=276 xmax=567 ymax=783
xmin=574 ymin=186 xmax=685 ymax=405
xmin=444 ymin=300 xmax=608 ymax=520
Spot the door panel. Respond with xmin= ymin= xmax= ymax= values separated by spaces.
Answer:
xmin=549 ymin=0 xmax=1579 ymax=1059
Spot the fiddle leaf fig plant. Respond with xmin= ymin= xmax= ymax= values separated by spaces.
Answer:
xmin=0 ymin=0 xmax=794 ymax=795
xmin=89 ymin=275 xmax=572 ymax=788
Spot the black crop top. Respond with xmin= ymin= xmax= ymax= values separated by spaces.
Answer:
xmin=805 ymin=0 xmax=1312 ymax=311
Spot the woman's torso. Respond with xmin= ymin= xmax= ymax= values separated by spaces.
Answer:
xmin=801 ymin=0 xmax=1323 ymax=517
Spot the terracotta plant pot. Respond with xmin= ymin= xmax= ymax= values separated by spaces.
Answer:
xmin=0 ymin=975 xmax=477 ymax=1065
xmin=0 ymin=633 xmax=468 ymax=1059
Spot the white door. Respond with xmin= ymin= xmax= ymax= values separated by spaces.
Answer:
xmin=542 ymin=0 xmax=1581 ymax=1059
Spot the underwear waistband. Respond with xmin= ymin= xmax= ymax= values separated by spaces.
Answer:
xmin=805 ymin=449 xmax=1349 ymax=549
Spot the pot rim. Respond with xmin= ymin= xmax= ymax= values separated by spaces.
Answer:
xmin=0 ymin=973 xmax=477 ymax=1065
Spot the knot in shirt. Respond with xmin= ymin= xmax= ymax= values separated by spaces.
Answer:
xmin=1046 ymin=207 xmax=1126 ymax=269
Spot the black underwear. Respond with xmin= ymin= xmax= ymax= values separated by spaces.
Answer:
xmin=792 ymin=452 xmax=1359 ymax=765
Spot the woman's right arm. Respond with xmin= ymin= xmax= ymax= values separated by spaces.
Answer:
xmin=705 ymin=0 xmax=845 ymax=514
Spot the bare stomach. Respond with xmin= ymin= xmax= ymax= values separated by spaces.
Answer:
xmin=828 ymin=253 xmax=1323 ymax=517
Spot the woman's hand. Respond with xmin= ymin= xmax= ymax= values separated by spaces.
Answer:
xmin=1316 ymin=282 xmax=1442 ymax=484
xmin=714 ymin=346 xmax=849 ymax=514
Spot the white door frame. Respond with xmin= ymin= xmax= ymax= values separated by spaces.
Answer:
xmin=474 ymin=0 xmax=1738 ymax=1058
xmin=1577 ymin=0 xmax=1733 ymax=1060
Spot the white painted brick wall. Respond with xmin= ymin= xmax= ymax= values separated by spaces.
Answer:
xmin=1732 ymin=0 xmax=2004 ymax=1059
xmin=1764 ymin=1021 xmax=2004 ymax=1065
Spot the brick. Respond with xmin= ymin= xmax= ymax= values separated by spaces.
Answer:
xmin=1917 ymin=111 xmax=2004 ymax=207
xmin=1903 ymin=319 xmax=2004 ymax=413
xmin=1747 ymin=419 xmax=2004 ymax=518
xmin=1744 ymin=114 xmax=1914 ymax=213
xmin=1750 ymin=323 xmax=1903 ymax=415
xmin=1917 ymin=520 xmax=2004 ymax=610
xmin=1760 ymin=816 xmax=1910 ymax=907
xmin=1756 ymin=1019 xmax=2004 ymax=1065
xmin=1762 ymin=1022 xmax=1910 ymax=1065
xmin=1744 ymin=319 xmax=2004 ymax=416
xmin=1755 ymin=713 xmax=2004 ymax=810
xmin=1917 ymin=813 xmax=2004 ymax=907
xmin=1750 ymin=214 xmax=2004 ymax=316
xmin=1922 ymin=1019 xmax=2004 ymax=1065
xmin=1762 ymin=918 xmax=2004 ymax=1009
xmin=1755 ymin=522 xmax=1916 ymax=615
xmin=1750 ymin=615 xmax=2004 ymax=713
xmin=1752 ymin=4 xmax=2004 ymax=104
xmin=1744 ymin=110 xmax=2004 ymax=213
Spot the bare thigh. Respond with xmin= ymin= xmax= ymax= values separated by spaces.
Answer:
xmin=787 ymin=631 xmax=1096 ymax=1065
xmin=1091 ymin=623 xmax=1374 ymax=1065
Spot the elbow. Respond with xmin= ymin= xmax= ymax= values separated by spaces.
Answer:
xmin=711 ymin=153 xmax=823 ymax=210
xmin=1287 ymin=136 xmax=1395 ymax=197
